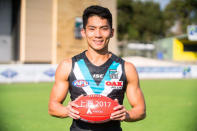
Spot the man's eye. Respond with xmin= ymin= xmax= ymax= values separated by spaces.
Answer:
xmin=89 ymin=28 xmax=95 ymax=30
xmin=102 ymin=27 xmax=109 ymax=30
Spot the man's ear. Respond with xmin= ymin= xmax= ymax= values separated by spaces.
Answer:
xmin=110 ymin=28 xmax=114 ymax=38
xmin=81 ymin=28 xmax=86 ymax=38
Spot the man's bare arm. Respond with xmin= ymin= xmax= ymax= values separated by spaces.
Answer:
xmin=48 ymin=59 xmax=79 ymax=119
xmin=124 ymin=62 xmax=146 ymax=122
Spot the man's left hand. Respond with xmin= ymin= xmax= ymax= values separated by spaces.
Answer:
xmin=110 ymin=100 xmax=129 ymax=121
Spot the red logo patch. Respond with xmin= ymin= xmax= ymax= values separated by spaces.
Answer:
xmin=105 ymin=81 xmax=123 ymax=87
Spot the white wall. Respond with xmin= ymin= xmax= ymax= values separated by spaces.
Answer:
xmin=0 ymin=64 xmax=196 ymax=83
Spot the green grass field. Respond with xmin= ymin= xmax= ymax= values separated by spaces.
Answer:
xmin=0 ymin=79 xmax=197 ymax=131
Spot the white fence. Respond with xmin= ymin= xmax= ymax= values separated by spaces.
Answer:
xmin=0 ymin=64 xmax=57 ymax=83
xmin=0 ymin=64 xmax=197 ymax=83
xmin=137 ymin=66 xmax=197 ymax=79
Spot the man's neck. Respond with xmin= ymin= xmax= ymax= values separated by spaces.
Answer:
xmin=85 ymin=48 xmax=111 ymax=66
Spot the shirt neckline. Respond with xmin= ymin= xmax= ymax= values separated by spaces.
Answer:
xmin=83 ymin=50 xmax=114 ymax=68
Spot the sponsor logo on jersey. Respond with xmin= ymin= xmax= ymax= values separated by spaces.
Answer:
xmin=72 ymin=80 xmax=89 ymax=88
xmin=109 ymin=69 xmax=119 ymax=79
xmin=93 ymin=74 xmax=104 ymax=79
xmin=105 ymin=81 xmax=123 ymax=89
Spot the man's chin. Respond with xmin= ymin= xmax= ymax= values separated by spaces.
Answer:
xmin=92 ymin=46 xmax=108 ymax=53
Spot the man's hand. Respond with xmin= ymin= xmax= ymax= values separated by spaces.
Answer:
xmin=110 ymin=105 xmax=128 ymax=121
xmin=66 ymin=101 xmax=80 ymax=119
xmin=110 ymin=99 xmax=129 ymax=121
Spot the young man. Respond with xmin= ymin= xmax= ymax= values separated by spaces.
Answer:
xmin=48 ymin=5 xmax=146 ymax=131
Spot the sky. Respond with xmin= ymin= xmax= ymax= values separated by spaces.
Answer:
xmin=154 ymin=0 xmax=171 ymax=10
xmin=136 ymin=0 xmax=171 ymax=10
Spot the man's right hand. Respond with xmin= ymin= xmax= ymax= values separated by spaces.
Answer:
xmin=66 ymin=101 xmax=80 ymax=119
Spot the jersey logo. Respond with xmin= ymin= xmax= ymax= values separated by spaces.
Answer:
xmin=93 ymin=74 xmax=104 ymax=79
xmin=72 ymin=80 xmax=89 ymax=88
xmin=109 ymin=69 xmax=119 ymax=79
xmin=105 ymin=81 xmax=123 ymax=89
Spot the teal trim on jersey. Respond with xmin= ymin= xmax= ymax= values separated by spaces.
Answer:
xmin=77 ymin=59 xmax=120 ymax=94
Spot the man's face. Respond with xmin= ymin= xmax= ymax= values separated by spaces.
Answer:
xmin=81 ymin=15 xmax=114 ymax=51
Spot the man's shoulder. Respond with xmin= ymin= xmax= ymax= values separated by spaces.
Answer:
xmin=111 ymin=53 xmax=125 ymax=64
xmin=72 ymin=51 xmax=86 ymax=62
xmin=55 ymin=58 xmax=72 ymax=80
xmin=58 ymin=58 xmax=72 ymax=69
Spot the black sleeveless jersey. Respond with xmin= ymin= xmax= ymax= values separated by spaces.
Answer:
xmin=68 ymin=51 xmax=127 ymax=131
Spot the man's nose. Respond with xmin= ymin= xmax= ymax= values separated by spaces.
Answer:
xmin=95 ymin=29 xmax=102 ymax=37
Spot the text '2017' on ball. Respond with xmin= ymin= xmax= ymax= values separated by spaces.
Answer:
xmin=73 ymin=94 xmax=119 ymax=123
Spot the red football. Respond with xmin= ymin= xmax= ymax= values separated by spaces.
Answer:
xmin=73 ymin=94 xmax=119 ymax=123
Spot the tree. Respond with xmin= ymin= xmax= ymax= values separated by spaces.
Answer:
xmin=117 ymin=0 xmax=133 ymax=40
xmin=117 ymin=0 xmax=164 ymax=42
xmin=163 ymin=0 xmax=197 ymax=36
xmin=130 ymin=1 xmax=163 ymax=42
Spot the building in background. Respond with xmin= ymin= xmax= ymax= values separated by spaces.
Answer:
xmin=122 ymin=42 xmax=155 ymax=58
xmin=155 ymin=34 xmax=197 ymax=62
xmin=0 ymin=0 xmax=118 ymax=64
xmin=0 ymin=0 xmax=20 ymax=63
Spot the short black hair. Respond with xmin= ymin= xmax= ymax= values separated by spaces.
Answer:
xmin=82 ymin=5 xmax=112 ymax=29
